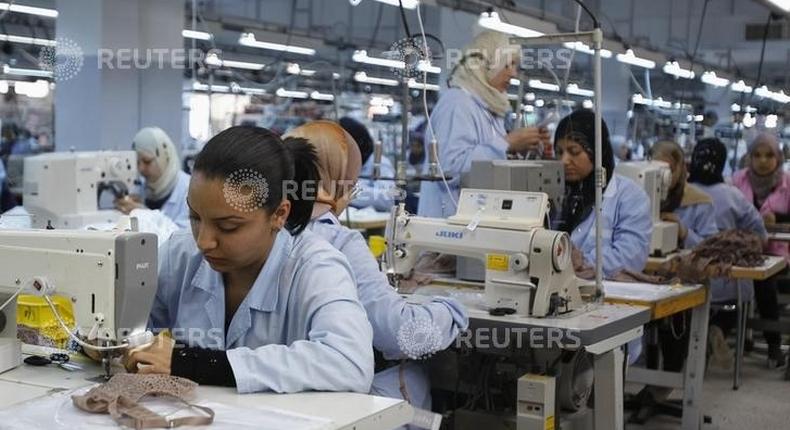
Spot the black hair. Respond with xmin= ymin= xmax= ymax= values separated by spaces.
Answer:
xmin=553 ymin=109 xmax=615 ymax=233
xmin=193 ymin=126 xmax=319 ymax=235
xmin=689 ymin=137 xmax=727 ymax=186
xmin=339 ymin=117 xmax=373 ymax=164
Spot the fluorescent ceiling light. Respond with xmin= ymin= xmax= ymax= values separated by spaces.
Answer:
xmin=478 ymin=11 xmax=543 ymax=38
xmin=204 ymin=53 xmax=265 ymax=71
xmin=765 ymin=114 xmax=778 ymax=128
xmin=507 ymin=93 xmax=518 ymax=100
xmin=286 ymin=63 xmax=317 ymax=77
xmin=616 ymin=49 xmax=656 ymax=69
xmin=582 ymin=99 xmax=594 ymax=109
xmin=730 ymin=80 xmax=753 ymax=93
xmin=694 ymin=115 xmax=704 ymax=122
xmin=0 ymin=33 xmax=55 ymax=47
xmin=12 ymin=79 xmax=49 ymax=98
xmin=192 ymin=81 xmax=229 ymax=92
xmin=310 ymin=91 xmax=334 ymax=101
xmin=407 ymin=79 xmax=439 ymax=91
xmin=352 ymin=50 xmax=441 ymax=74
xmin=238 ymin=86 xmax=266 ymax=95
xmin=700 ymin=71 xmax=729 ymax=87
xmin=182 ymin=29 xmax=212 ymax=40
xmin=525 ymin=92 xmax=535 ymax=101
xmin=742 ymin=112 xmax=756 ymax=128
xmin=239 ymin=33 xmax=316 ymax=56
xmin=563 ymin=42 xmax=612 ymax=58
xmin=0 ymin=2 xmax=57 ymax=18
xmin=653 ymin=97 xmax=671 ymax=109
xmin=523 ymin=105 xmax=535 ymax=113
xmin=374 ymin=0 xmax=418 ymax=9
xmin=756 ymin=86 xmax=790 ymax=103
xmin=2 ymin=65 xmax=52 ymax=78
xmin=276 ymin=88 xmax=308 ymax=99
xmin=369 ymin=105 xmax=390 ymax=115
xmin=663 ymin=61 xmax=694 ymax=79
xmin=535 ymin=99 xmax=545 ymax=107
xmin=566 ymin=83 xmax=594 ymax=97
xmin=353 ymin=50 xmax=403 ymax=69
xmin=354 ymin=72 xmax=399 ymax=87
xmin=510 ymin=78 xmax=520 ymax=86
xmin=731 ymin=103 xmax=741 ymax=112
xmin=528 ymin=79 xmax=559 ymax=92
xmin=760 ymin=0 xmax=790 ymax=13
xmin=370 ymin=96 xmax=395 ymax=107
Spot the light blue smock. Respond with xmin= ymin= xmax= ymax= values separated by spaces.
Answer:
xmin=695 ymin=182 xmax=766 ymax=302
xmin=417 ymin=88 xmax=509 ymax=218
xmin=308 ymin=211 xmax=469 ymax=410
xmin=673 ymin=188 xmax=719 ymax=249
xmin=0 ymin=160 xmax=6 ymax=187
xmin=150 ymin=229 xmax=375 ymax=394
xmin=351 ymin=156 xmax=396 ymax=212
xmin=160 ymin=171 xmax=191 ymax=229
xmin=568 ymin=174 xmax=653 ymax=278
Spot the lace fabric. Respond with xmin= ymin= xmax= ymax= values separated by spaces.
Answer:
xmin=72 ymin=374 xmax=214 ymax=429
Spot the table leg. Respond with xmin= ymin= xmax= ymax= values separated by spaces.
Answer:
xmin=682 ymin=292 xmax=709 ymax=430
xmin=734 ymin=286 xmax=745 ymax=390
xmin=594 ymin=348 xmax=624 ymax=430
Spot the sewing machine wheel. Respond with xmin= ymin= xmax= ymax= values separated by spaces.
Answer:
xmin=558 ymin=350 xmax=594 ymax=411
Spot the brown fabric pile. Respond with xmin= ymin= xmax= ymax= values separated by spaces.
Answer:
xmin=572 ymin=247 xmax=666 ymax=284
xmin=657 ymin=230 xmax=765 ymax=283
xmin=572 ymin=230 xmax=765 ymax=285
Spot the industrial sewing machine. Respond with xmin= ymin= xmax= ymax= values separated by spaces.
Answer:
xmin=0 ymin=229 xmax=157 ymax=378
xmin=615 ymin=161 xmax=679 ymax=256
xmin=385 ymin=189 xmax=592 ymax=317
xmin=23 ymin=151 xmax=137 ymax=229
xmin=457 ymin=160 xmax=566 ymax=281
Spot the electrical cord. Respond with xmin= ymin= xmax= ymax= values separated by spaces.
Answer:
xmin=416 ymin=1 xmax=457 ymax=211
xmin=748 ymin=12 xmax=774 ymax=106
xmin=398 ymin=0 xmax=413 ymax=39
xmin=43 ymin=295 xmax=130 ymax=352
xmin=0 ymin=282 xmax=25 ymax=313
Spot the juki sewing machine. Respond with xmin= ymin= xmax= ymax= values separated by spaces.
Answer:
xmin=23 ymin=151 xmax=138 ymax=229
xmin=385 ymin=189 xmax=593 ymax=317
xmin=615 ymin=161 xmax=679 ymax=256
xmin=457 ymin=159 xmax=566 ymax=281
xmin=0 ymin=229 xmax=158 ymax=378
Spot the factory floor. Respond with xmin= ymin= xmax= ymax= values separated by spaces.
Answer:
xmin=625 ymin=348 xmax=790 ymax=430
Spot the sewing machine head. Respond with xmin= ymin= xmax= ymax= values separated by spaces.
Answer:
xmin=386 ymin=189 xmax=587 ymax=318
xmin=614 ymin=161 xmax=679 ymax=256
xmin=23 ymin=151 xmax=137 ymax=229
xmin=0 ymin=229 xmax=157 ymax=376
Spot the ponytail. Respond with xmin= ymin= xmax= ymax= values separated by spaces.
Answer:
xmin=282 ymin=137 xmax=319 ymax=235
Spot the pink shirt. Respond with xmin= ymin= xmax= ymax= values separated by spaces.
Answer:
xmin=732 ymin=169 xmax=790 ymax=260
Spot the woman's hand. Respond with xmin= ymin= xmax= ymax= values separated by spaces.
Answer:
xmin=124 ymin=333 xmax=175 ymax=375
xmin=661 ymin=212 xmax=688 ymax=242
xmin=114 ymin=195 xmax=145 ymax=214
xmin=762 ymin=212 xmax=776 ymax=226
xmin=506 ymin=127 xmax=550 ymax=153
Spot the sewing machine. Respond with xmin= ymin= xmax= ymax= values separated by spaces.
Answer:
xmin=22 ymin=151 xmax=137 ymax=229
xmin=458 ymin=160 xmax=565 ymax=281
xmin=385 ymin=189 xmax=591 ymax=317
xmin=615 ymin=161 xmax=679 ymax=256
xmin=0 ymin=229 xmax=157 ymax=378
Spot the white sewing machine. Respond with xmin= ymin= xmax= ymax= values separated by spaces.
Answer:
xmin=615 ymin=161 xmax=679 ymax=257
xmin=0 ymin=229 xmax=157 ymax=378
xmin=385 ymin=189 xmax=591 ymax=317
xmin=23 ymin=151 xmax=138 ymax=229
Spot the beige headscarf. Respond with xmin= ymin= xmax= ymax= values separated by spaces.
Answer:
xmin=285 ymin=121 xmax=362 ymax=218
xmin=132 ymin=127 xmax=181 ymax=201
xmin=650 ymin=140 xmax=711 ymax=212
xmin=449 ymin=30 xmax=521 ymax=117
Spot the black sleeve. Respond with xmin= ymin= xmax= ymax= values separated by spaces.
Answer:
xmin=170 ymin=346 xmax=237 ymax=387
xmin=774 ymin=212 xmax=790 ymax=223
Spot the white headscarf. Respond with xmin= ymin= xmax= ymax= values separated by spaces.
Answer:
xmin=132 ymin=127 xmax=180 ymax=201
xmin=449 ymin=30 xmax=521 ymax=117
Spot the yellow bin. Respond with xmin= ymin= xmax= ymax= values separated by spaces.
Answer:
xmin=368 ymin=235 xmax=387 ymax=258
xmin=16 ymin=294 xmax=75 ymax=349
